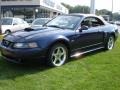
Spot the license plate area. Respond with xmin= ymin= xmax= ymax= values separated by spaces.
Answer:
xmin=1 ymin=48 xmax=15 ymax=57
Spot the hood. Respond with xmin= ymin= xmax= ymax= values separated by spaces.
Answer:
xmin=4 ymin=27 xmax=74 ymax=42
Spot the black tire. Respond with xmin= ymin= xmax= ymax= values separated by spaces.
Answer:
xmin=5 ymin=30 xmax=11 ymax=35
xmin=104 ymin=36 xmax=115 ymax=50
xmin=47 ymin=43 xmax=68 ymax=67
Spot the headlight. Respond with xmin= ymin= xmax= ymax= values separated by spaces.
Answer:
xmin=13 ymin=42 xmax=38 ymax=48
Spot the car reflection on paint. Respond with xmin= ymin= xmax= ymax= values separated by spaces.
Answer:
xmin=0 ymin=14 xmax=119 ymax=67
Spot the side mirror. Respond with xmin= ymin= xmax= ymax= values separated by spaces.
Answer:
xmin=79 ymin=25 xmax=89 ymax=32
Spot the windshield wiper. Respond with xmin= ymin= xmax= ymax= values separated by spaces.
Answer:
xmin=47 ymin=25 xmax=64 ymax=29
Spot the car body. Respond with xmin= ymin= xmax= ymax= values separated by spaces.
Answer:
xmin=0 ymin=17 xmax=30 ymax=34
xmin=0 ymin=14 xmax=119 ymax=67
xmin=31 ymin=18 xmax=51 ymax=28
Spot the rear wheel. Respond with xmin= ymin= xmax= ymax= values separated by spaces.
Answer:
xmin=47 ymin=43 xmax=68 ymax=67
xmin=105 ymin=36 xmax=114 ymax=50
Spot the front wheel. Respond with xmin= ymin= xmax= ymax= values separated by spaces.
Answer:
xmin=47 ymin=43 xmax=68 ymax=67
xmin=5 ymin=30 xmax=11 ymax=35
xmin=105 ymin=36 xmax=115 ymax=50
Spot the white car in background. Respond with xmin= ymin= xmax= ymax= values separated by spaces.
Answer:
xmin=31 ymin=18 xmax=51 ymax=28
xmin=1 ymin=17 xmax=30 ymax=34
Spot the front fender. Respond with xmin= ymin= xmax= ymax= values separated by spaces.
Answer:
xmin=37 ymin=35 xmax=70 ymax=49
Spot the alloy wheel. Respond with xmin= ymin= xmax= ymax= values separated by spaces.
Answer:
xmin=107 ymin=36 xmax=114 ymax=50
xmin=51 ymin=46 xmax=67 ymax=67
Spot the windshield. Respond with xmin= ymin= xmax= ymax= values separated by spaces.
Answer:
xmin=1 ymin=18 xmax=13 ymax=25
xmin=33 ymin=18 xmax=50 ymax=25
xmin=46 ymin=15 xmax=82 ymax=30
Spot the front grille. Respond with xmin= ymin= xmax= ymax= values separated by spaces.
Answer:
xmin=2 ymin=39 xmax=14 ymax=48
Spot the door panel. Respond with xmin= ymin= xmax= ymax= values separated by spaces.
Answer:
xmin=74 ymin=27 xmax=100 ymax=50
xmin=97 ymin=26 xmax=105 ymax=43
xmin=73 ymin=16 xmax=105 ymax=50
xmin=12 ymin=24 xmax=21 ymax=31
xmin=12 ymin=19 xmax=20 ymax=31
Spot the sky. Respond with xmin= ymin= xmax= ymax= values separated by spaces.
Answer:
xmin=59 ymin=0 xmax=120 ymax=13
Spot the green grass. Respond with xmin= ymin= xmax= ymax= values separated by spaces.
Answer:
xmin=0 ymin=38 xmax=120 ymax=90
xmin=0 ymin=35 xmax=4 ymax=41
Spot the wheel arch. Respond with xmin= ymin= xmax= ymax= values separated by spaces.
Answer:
xmin=5 ymin=29 xmax=11 ymax=33
xmin=107 ymin=32 xmax=116 ymax=40
xmin=6 ymin=29 xmax=11 ymax=31
xmin=104 ymin=31 xmax=116 ymax=46
xmin=47 ymin=39 xmax=71 ymax=57
xmin=110 ymin=33 xmax=115 ymax=39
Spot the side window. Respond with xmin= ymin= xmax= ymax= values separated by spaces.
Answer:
xmin=90 ymin=17 xmax=105 ymax=27
xmin=81 ymin=17 xmax=105 ymax=28
xmin=81 ymin=17 xmax=92 ymax=28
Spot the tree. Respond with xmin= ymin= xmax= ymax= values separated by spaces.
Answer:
xmin=113 ymin=13 xmax=120 ymax=21
xmin=62 ymin=3 xmax=90 ymax=14
xmin=70 ymin=5 xmax=90 ymax=14
xmin=62 ymin=3 xmax=120 ymax=21
xmin=98 ymin=9 xmax=112 ymax=15
xmin=96 ymin=9 xmax=112 ymax=21
xmin=61 ymin=3 xmax=73 ymax=13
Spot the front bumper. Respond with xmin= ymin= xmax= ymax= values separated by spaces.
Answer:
xmin=0 ymin=45 xmax=47 ymax=63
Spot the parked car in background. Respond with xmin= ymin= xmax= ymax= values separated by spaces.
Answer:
xmin=25 ymin=18 xmax=34 ymax=24
xmin=0 ymin=17 xmax=30 ymax=34
xmin=0 ymin=14 xmax=119 ymax=67
xmin=109 ymin=21 xmax=116 ymax=24
xmin=115 ymin=21 xmax=120 ymax=26
xmin=31 ymin=18 xmax=51 ymax=27
xmin=108 ymin=21 xmax=120 ymax=33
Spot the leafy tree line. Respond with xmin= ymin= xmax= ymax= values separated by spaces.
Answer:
xmin=62 ymin=3 xmax=120 ymax=21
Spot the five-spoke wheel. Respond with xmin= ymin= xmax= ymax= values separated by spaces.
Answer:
xmin=47 ymin=43 xmax=68 ymax=67
xmin=105 ymin=36 xmax=115 ymax=50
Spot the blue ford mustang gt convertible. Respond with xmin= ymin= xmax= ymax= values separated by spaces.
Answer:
xmin=0 ymin=14 xmax=119 ymax=67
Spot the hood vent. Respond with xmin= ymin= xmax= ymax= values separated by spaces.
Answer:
xmin=24 ymin=27 xmax=47 ymax=31
xmin=24 ymin=28 xmax=34 ymax=31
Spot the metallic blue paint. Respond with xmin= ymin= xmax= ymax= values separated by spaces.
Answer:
xmin=0 ymin=14 xmax=119 ymax=63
